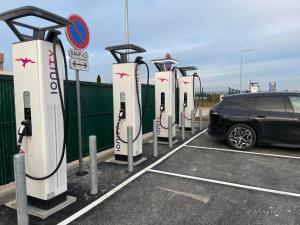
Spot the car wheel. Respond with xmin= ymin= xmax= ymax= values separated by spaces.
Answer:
xmin=227 ymin=124 xmax=256 ymax=150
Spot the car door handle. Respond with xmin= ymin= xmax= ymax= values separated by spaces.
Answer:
xmin=257 ymin=115 xmax=266 ymax=118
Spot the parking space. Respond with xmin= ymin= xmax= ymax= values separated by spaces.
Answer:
xmin=1 ymin=128 xmax=299 ymax=225
xmin=153 ymin=146 xmax=300 ymax=194
xmin=57 ymin=129 xmax=300 ymax=225
xmin=73 ymin=172 xmax=300 ymax=225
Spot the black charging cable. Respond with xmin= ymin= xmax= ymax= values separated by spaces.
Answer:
xmin=183 ymin=73 xmax=202 ymax=121
xmin=116 ymin=58 xmax=150 ymax=144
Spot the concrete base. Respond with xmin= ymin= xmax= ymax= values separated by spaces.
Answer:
xmin=178 ymin=127 xmax=197 ymax=133
xmin=6 ymin=195 xmax=77 ymax=219
xmin=158 ymin=139 xmax=179 ymax=145
xmin=106 ymin=157 xmax=147 ymax=166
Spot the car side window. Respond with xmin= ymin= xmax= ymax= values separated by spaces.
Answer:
xmin=240 ymin=97 xmax=256 ymax=110
xmin=255 ymin=96 xmax=285 ymax=112
xmin=289 ymin=96 xmax=300 ymax=113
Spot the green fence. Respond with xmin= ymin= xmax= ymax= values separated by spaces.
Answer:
xmin=0 ymin=76 xmax=16 ymax=186
xmin=228 ymin=87 xmax=240 ymax=95
xmin=0 ymin=76 xmax=156 ymax=185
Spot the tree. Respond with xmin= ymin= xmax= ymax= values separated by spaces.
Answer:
xmin=96 ymin=74 xmax=101 ymax=83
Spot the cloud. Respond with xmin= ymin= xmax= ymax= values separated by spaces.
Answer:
xmin=0 ymin=0 xmax=299 ymax=92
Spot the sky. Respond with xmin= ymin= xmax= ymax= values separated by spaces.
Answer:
xmin=0 ymin=0 xmax=300 ymax=92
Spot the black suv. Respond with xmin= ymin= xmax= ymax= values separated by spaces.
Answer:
xmin=208 ymin=92 xmax=300 ymax=150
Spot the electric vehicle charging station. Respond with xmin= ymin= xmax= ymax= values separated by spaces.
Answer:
xmin=152 ymin=58 xmax=178 ymax=143
xmin=105 ymin=44 xmax=149 ymax=163
xmin=0 ymin=6 xmax=75 ymax=211
xmin=177 ymin=66 xmax=201 ymax=131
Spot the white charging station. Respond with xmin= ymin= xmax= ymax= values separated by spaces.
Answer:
xmin=152 ymin=59 xmax=178 ymax=142
xmin=0 ymin=6 xmax=73 ymax=210
xmin=177 ymin=66 xmax=200 ymax=131
xmin=106 ymin=44 xmax=148 ymax=162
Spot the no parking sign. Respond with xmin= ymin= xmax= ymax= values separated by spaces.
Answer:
xmin=66 ymin=15 xmax=90 ymax=50
xmin=66 ymin=14 xmax=90 ymax=71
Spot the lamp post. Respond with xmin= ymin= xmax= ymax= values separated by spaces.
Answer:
xmin=125 ymin=0 xmax=129 ymax=60
xmin=240 ymin=49 xmax=251 ymax=93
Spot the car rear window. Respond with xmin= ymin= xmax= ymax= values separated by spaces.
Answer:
xmin=255 ymin=96 xmax=285 ymax=112
xmin=289 ymin=96 xmax=300 ymax=113
xmin=240 ymin=97 xmax=256 ymax=109
xmin=224 ymin=96 xmax=256 ymax=109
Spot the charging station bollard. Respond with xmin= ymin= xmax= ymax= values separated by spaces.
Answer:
xmin=199 ymin=107 xmax=203 ymax=130
xmin=14 ymin=154 xmax=29 ymax=225
xmin=191 ymin=110 xmax=195 ymax=135
xmin=153 ymin=119 xmax=158 ymax=157
xmin=168 ymin=116 xmax=172 ymax=148
xmin=127 ymin=126 xmax=134 ymax=172
xmin=181 ymin=112 xmax=185 ymax=140
xmin=89 ymin=135 xmax=98 ymax=195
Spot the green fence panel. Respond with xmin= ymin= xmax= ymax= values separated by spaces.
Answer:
xmin=64 ymin=81 xmax=115 ymax=162
xmin=228 ymin=87 xmax=240 ymax=95
xmin=0 ymin=76 xmax=17 ymax=185
xmin=142 ymin=84 xmax=155 ymax=133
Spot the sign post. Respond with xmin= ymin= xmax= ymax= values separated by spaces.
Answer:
xmin=66 ymin=14 xmax=90 ymax=176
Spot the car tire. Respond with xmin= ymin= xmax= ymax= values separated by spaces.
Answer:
xmin=227 ymin=124 xmax=256 ymax=150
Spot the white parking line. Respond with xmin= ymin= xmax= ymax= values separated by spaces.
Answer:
xmin=58 ymin=129 xmax=207 ymax=225
xmin=148 ymin=169 xmax=300 ymax=198
xmin=185 ymin=145 xmax=300 ymax=160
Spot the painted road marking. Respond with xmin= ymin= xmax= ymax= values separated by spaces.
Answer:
xmin=184 ymin=145 xmax=300 ymax=160
xmin=149 ymin=169 xmax=300 ymax=198
xmin=58 ymin=129 xmax=207 ymax=225
xmin=158 ymin=186 xmax=210 ymax=203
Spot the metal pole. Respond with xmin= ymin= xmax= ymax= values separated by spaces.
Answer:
xmin=240 ymin=49 xmax=252 ymax=93
xmin=89 ymin=135 xmax=98 ymax=195
xmin=125 ymin=0 xmax=129 ymax=61
xmin=168 ymin=116 xmax=172 ymax=148
xmin=240 ymin=51 xmax=243 ymax=92
xmin=181 ymin=112 xmax=185 ymax=140
xmin=199 ymin=107 xmax=203 ymax=130
xmin=76 ymin=70 xmax=85 ymax=176
xmin=153 ymin=119 xmax=158 ymax=157
xmin=14 ymin=154 xmax=29 ymax=225
xmin=127 ymin=126 xmax=133 ymax=172
xmin=191 ymin=110 xmax=195 ymax=135
xmin=201 ymin=87 xmax=204 ymax=107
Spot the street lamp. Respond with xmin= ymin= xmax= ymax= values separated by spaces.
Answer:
xmin=240 ymin=49 xmax=252 ymax=92
xmin=125 ymin=0 xmax=129 ymax=60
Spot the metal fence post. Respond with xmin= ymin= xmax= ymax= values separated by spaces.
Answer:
xmin=181 ymin=111 xmax=185 ymax=140
xmin=191 ymin=110 xmax=195 ymax=135
xmin=199 ymin=107 xmax=203 ymax=130
xmin=153 ymin=119 xmax=158 ymax=157
xmin=168 ymin=116 xmax=172 ymax=148
xmin=89 ymin=135 xmax=98 ymax=195
xmin=127 ymin=126 xmax=133 ymax=172
xmin=14 ymin=154 xmax=29 ymax=225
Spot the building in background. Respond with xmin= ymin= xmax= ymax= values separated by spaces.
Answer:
xmin=250 ymin=82 xmax=260 ymax=93
xmin=0 ymin=52 xmax=13 ymax=76
xmin=269 ymin=81 xmax=276 ymax=92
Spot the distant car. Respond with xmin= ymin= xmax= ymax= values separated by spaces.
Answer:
xmin=208 ymin=92 xmax=300 ymax=150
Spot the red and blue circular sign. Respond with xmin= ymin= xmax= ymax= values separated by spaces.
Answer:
xmin=66 ymin=15 xmax=90 ymax=50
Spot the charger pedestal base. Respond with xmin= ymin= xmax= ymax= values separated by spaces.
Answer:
xmin=6 ymin=195 xmax=76 ymax=219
